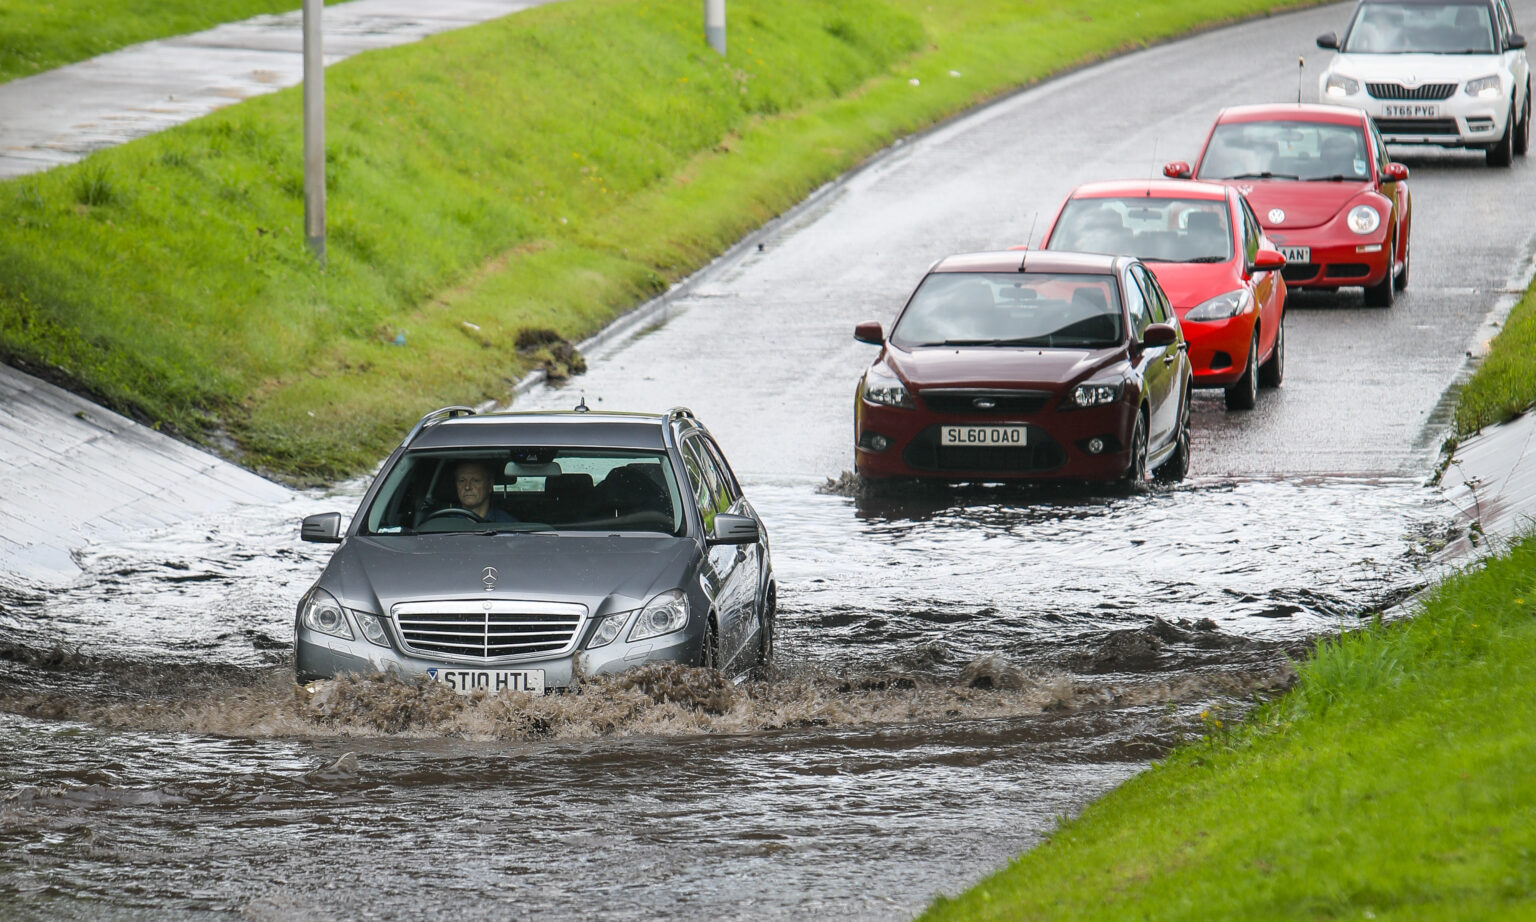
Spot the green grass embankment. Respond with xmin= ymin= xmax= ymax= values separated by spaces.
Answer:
xmin=1455 ymin=279 xmax=1536 ymax=436
xmin=0 ymin=0 xmax=337 ymax=85
xmin=919 ymin=535 xmax=1536 ymax=921
xmin=0 ymin=0 xmax=1323 ymax=482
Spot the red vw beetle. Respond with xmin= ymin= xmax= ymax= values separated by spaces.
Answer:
xmin=1039 ymin=180 xmax=1288 ymax=410
xmin=1165 ymin=103 xmax=1412 ymax=307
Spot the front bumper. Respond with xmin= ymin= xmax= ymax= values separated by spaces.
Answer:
xmin=1267 ymin=234 xmax=1392 ymax=290
xmin=854 ymin=397 xmax=1137 ymax=482
xmin=1182 ymin=315 xmax=1258 ymax=388
xmin=1332 ymin=94 xmax=1509 ymax=148
xmin=294 ymin=610 xmax=701 ymax=690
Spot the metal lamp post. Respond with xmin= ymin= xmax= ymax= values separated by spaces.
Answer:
xmin=303 ymin=0 xmax=325 ymax=266
xmin=704 ymin=0 xmax=725 ymax=55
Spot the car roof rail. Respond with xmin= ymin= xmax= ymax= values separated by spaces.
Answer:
xmin=401 ymin=405 xmax=477 ymax=446
xmin=666 ymin=406 xmax=696 ymax=423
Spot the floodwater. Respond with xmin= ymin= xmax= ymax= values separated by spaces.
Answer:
xmin=0 ymin=467 xmax=1451 ymax=921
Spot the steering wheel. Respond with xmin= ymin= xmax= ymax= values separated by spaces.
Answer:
xmin=423 ymin=507 xmax=482 ymax=522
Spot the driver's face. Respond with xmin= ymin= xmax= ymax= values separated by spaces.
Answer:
xmin=455 ymin=465 xmax=491 ymax=509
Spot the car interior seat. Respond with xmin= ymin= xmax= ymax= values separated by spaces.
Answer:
xmin=1183 ymin=211 xmax=1228 ymax=258
xmin=541 ymin=472 xmax=594 ymax=524
xmin=593 ymin=464 xmax=671 ymax=520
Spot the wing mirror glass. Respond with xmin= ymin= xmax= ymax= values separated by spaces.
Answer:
xmin=1253 ymin=247 xmax=1287 ymax=271
xmin=1162 ymin=160 xmax=1192 ymax=179
xmin=1141 ymin=323 xmax=1178 ymax=348
xmin=1316 ymin=32 xmax=1339 ymax=49
xmin=301 ymin=512 xmax=344 ymax=543
xmin=707 ymin=513 xmax=760 ymax=546
xmin=854 ymin=321 xmax=885 ymax=345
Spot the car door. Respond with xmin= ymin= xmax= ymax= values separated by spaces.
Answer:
xmin=679 ymin=433 xmax=756 ymax=670
xmin=1125 ymin=265 xmax=1176 ymax=449
xmin=1496 ymin=0 xmax=1529 ymax=124
xmin=1238 ymin=195 xmax=1283 ymax=353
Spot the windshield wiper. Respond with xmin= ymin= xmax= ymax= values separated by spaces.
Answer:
xmin=986 ymin=337 xmax=1054 ymax=347
xmin=1226 ymin=172 xmax=1300 ymax=181
xmin=920 ymin=339 xmax=997 ymax=346
xmin=1177 ymin=256 xmax=1227 ymax=263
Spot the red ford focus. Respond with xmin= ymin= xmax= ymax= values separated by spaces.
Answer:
xmin=852 ymin=251 xmax=1193 ymax=485
xmin=1039 ymin=180 xmax=1287 ymax=410
xmin=1165 ymin=103 xmax=1412 ymax=307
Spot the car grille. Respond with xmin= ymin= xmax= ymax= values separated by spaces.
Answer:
xmin=1374 ymin=118 xmax=1460 ymax=136
xmin=919 ymin=388 xmax=1051 ymax=415
xmin=1325 ymin=263 xmax=1372 ymax=279
xmin=392 ymin=600 xmax=585 ymax=661
xmin=1366 ymin=82 xmax=1456 ymax=100
xmin=903 ymin=425 xmax=1066 ymax=473
xmin=1281 ymin=263 xmax=1319 ymax=283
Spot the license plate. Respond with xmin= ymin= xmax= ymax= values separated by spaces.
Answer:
xmin=1278 ymin=246 xmax=1310 ymax=263
xmin=426 ymin=668 xmax=545 ymax=695
xmin=1383 ymin=104 xmax=1437 ymax=118
xmin=940 ymin=425 xmax=1027 ymax=446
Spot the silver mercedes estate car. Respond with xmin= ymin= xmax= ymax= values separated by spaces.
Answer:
xmin=295 ymin=405 xmax=775 ymax=693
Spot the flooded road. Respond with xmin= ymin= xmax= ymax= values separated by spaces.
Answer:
xmin=5 ymin=0 xmax=1536 ymax=917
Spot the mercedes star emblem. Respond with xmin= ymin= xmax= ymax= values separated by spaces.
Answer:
xmin=481 ymin=566 xmax=498 ymax=591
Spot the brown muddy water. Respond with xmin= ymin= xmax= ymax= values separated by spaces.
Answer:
xmin=0 ymin=473 xmax=1450 ymax=920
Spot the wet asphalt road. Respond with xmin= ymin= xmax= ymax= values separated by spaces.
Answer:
xmin=4 ymin=2 xmax=1536 ymax=920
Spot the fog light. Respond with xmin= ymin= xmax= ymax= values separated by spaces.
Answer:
xmin=859 ymin=431 xmax=894 ymax=452
xmin=1087 ymin=437 xmax=1105 ymax=455
xmin=1357 ymin=244 xmax=1382 ymax=254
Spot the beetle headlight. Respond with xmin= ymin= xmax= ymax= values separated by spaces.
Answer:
xmin=629 ymin=590 xmax=690 ymax=642
xmin=1068 ymin=382 xmax=1122 ymax=408
xmin=1185 ymin=289 xmax=1252 ymax=322
xmin=862 ymin=368 xmax=915 ymax=409
xmin=1346 ymin=205 xmax=1381 ymax=235
xmin=299 ymin=589 xmax=353 ymax=640
xmin=1322 ymin=73 xmax=1359 ymax=98
xmin=1464 ymin=75 xmax=1501 ymax=99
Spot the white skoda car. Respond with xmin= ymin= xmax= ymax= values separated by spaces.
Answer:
xmin=1316 ymin=0 xmax=1530 ymax=166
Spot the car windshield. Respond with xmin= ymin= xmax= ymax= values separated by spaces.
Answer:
xmin=1343 ymin=1 xmax=1496 ymax=53
xmin=1197 ymin=121 xmax=1372 ymax=182
xmin=1047 ymin=197 xmax=1233 ymax=263
xmin=890 ymin=271 xmax=1123 ymax=349
xmin=359 ymin=447 xmax=685 ymax=536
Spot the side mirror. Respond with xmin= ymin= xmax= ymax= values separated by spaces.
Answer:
xmin=1141 ymin=323 xmax=1178 ymax=348
xmin=854 ymin=321 xmax=885 ymax=345
xmin=1316 ymin=32 xmax=1339 ymax=50
xmin=301 ymin=512 xmax=344 ymax=544
xmin=707 ymin=513 xmax=760 ymax=546
xmin=1252 ymin=247 xmax=1287 ymax=271
xmin=1162 ymin=160 xmax=1192 ymax=179
xmin=1508 ymin=33 xmax=1527 ymax=50
xmin=1384 ymin=162 xmax=1409 ymax=181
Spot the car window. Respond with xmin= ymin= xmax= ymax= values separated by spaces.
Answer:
xmin=1122 ymin=269 xmax=1150 ymax=336
xmin=1047 ymin=196 xmax=1232 ymax=263
xmin=1238 ymin=197 xmax=1263 ymax=267
xmin=1495 ymin=0 xmax=1514 ymax=40
xmin=1343 ymin=1 xmax=1496 ymax=54
xmin=359 ymin=448 xmax=684 ymax=535
xmin=1198 ymin=120 xmax=1372 ymax=181
xmin=698 ymin=435 xmax=742 ymax=503
xmin=1130 ymin=265 xmax=1171 ymax=324
xmin=680 ymin=436 xmax=730 ymax=528
xmin=889 ymin=271 xmax=1124 ymax=349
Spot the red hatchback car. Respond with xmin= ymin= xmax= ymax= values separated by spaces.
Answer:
xmin=1165 ymin=103 xmax=1412 ymax=307
xmin=1039 ymin=180 xmax=1288 ymax=410
xmin=853 ymin=251 xmax=1193 ymax=485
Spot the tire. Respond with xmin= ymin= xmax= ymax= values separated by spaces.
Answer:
xmin=1258 ymin=312 xmax=1284 ymax=388
xmin=1515 ymin=80 xmax=1531 ymax=157
xmin=1364 ymin=230 xmax=1396 ymax=307
xmin=1224 ymin=330 xmax=1258 ymax=410
xmin=1488 ymin=101 xmax=1515 ymax=167
xmin=699 ymin=617 xmax=721 ymax=671
xmin=1394 ymin=235 xmax=1410 ymax=292
xmin=1122 ymin=410 xmax=1149 ymax=485
xmin=754 ymin=586 xmax=776 ymax=677
xmin=1153 ymin=389 xmax=1192 ymax=484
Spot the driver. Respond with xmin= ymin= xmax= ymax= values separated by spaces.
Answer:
xmin=453 ymin=460 xmax=517 ymax=522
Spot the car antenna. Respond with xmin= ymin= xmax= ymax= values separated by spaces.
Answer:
xmin=1148 ymin=137 xmax=1159 ymax=180
xmin=1025 ymin=211 xmax=1039 ymax=248
xmin=1297 ymin=55 xmax=1305 ymax=104
xmin=574 ymin=393 xmax=590 ymax=413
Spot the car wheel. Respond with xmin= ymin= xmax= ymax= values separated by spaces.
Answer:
xmin=1122 ymin=410 xmax=1149 ymax=485
xmin=1153 ymin=388 xmax=1191 ymax=484
xmin=699 ymin=616 xmax=722 ymax=672
xmin=754 ymin=585 xmax=776 ymax=677
xmin=1488 ymin=101 xmax=1515 ymax=167
xmin=1516 ymin=80 xmax=1531 ymax=156
xmin=1259 ymin=312 xmax=1284 ymax=388
xmin=1224 ymin=330 xmax=1259 ymax=410
xmin=1394 ymin=234 xmax=1410 ymax=291
xmin=1364 ymin=230 xmax=1396 ymax=307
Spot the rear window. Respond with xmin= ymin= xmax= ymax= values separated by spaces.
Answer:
xmin=890 ymin=271 xmax=1123 ymax=350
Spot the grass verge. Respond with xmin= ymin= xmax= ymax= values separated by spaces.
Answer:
xmin=1 ymin=0 xmax=1326 ymax=482
xmin=918 ymin=535 xmax=1536 ymax=921
xmin=1454 ymin=278 xmax=1536 ymax=436
xmin=0 ymin=0 xmax=340 ymax=86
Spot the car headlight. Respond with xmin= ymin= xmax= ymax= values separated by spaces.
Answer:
xmin=1465 ymin=75 xmax=1501 ymax=99
xmin=299 ymin=589 xmax=353 ymax=640
xmin=1346 ymin=204 xmax=1381 ymax=235
xmin=1322 ymin=73 xmax=1359 ymax=98
xmin=1067 ymin=381 xmax=1123 ymax=408
xmin=862 ymin=368 xmax=915 ymax=409
xmin=629 ymin=590 xmax=690 ymax=642
xmin=586 ymin=612 xmax=630 ymax=649
xmin=1185 ymin=289 xmax=1253 ymax=322
xmin=354 ymin=611 xmax=390 ymax=647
